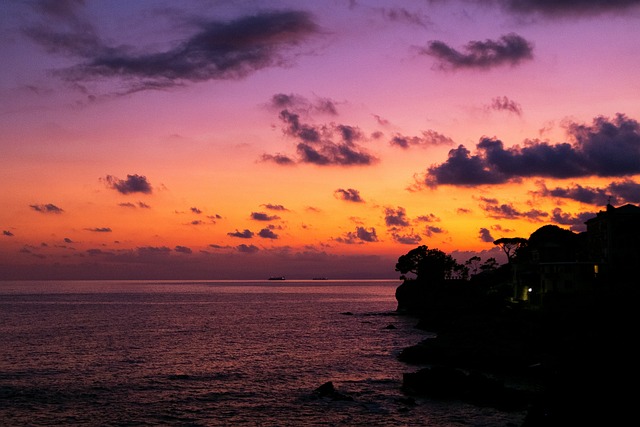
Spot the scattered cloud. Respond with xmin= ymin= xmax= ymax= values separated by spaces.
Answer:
xmin=550 ymin=208 xmax=595 ymax=232
xmin=371 ymin=131 xmax=384 ymax=140
xmin=251 ymin=212 xmax=280 ymax=221
xmin=258 ymin=228 xmax=279 ymax=239
xmin=174 ymin=245 xmax=192 ymax=254
xmin=260 ymin=153 xmax=296 ymax=165
xmin=3 ymin=230 xmax=14 ymax=237
xmin=491 ymin=224 xmax=514 ymax=233
xmin=482 ymin=197 xmax=499 ymax=204
xmin=392 ymin=232 xmax=422 ymax=245
xmin=425 ymin=226 xmax=445 ymax=237
xmin=191 ymin=207 xmax=202 ymax=214
xmin=227 ymin=229 xmax=254 ymax=239
xmin=384 ymin=206 xmax=410 ymax=227
xmin=30 ymin=203 xmax=64 ymax=214
xmin=334 ymin=188 xmax=364 ymax=203
xmin=237 ymin=244 xmax=259 ymax=253
xmin=119 ymin=201 xmax=151 ymax=209
xmin=389 ymin=130 xmax=454 ymax=149
xmin=209 ymin=244 xmax=231 ymax=249
xmin=373 ymin=114 xmax=390 ymax=126
xmin=336 ymin=226 xmax=379 ymax=244
xmin=479 ymin=227 xmax=494 ymax=242
xmin=487 ymin=96 xmax=522 ymax=116
xmin=480 ymin=198 xmax=548 ymax=221
xmin=378 ymin=7 xmax=432 ymax=27
xmin=354 ymin=226 xmax=378 ymax=242
xmin=268 ymin=93 xmax=338 ymax=115
xmin=420 ymin=33 xmax=534 ymax=70
xmin=103 ymin=174 xmax=152 ymax=194
xmin=64 ymin=237 xmax=73 ymax=243
xmin=85 ymin=227 xmax=112 ymax=232
xmin=263 ymin=109 xmax=378 ymax=166
xmin=262 ymin=203 xmax=289 ymax=211
xmin=415 ymin=213 xmax=441 ymax=222
xmin=425 ymin=114 xmax=640 ymax=187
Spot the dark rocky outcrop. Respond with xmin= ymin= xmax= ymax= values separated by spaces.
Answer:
xmin=402 ymin=366 xmax=530 ymax=411
xmin=398 ymin=304 xmax=544 ymax=373
xmin=312 ymin=381 xmax=353 ymax=401
xmin=396 ymin=282 xmax=640 ymax=426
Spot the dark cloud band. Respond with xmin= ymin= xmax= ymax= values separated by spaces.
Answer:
xmin=30 ymin=203 xmax=64 ymax=214
xmin=501 ymin=0 xmax=640 ymax=16
xmin=27 ymin=9 xmax=319 ymax=92
xmin=421 ymin=33 xmax=533 ymax=70
xmin=426 ymin=114 xmax=640 ymax=186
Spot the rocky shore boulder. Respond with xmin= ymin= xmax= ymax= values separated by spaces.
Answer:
xmin=402 ymin=366 xmax=531 ymax=411
xmin=312 ymin=381 xmax=353 ymax=401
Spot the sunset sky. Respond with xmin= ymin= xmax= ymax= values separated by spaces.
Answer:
xmin=2 ymin=0 xmax=640 ymax=279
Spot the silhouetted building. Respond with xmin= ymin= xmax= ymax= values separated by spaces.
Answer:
xmin=513 ymin=203 xmax=640 ymax=305
xmin=538 ymin=261 xmax=594 ymax=293
xmin=512 ymin=224 xmax=588 ymax=305
xmin=513 ymin=261 xmax=595 ymax=305
xmin=585 ymin=203 xmax=640 ymax=285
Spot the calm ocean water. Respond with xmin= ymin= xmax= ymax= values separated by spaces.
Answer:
xmin=0 ymin=280 xmax=526 ymax=426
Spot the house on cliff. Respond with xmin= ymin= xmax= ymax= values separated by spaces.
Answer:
xmin=513 ymin=203 xmax=640 ymax=305
xmin=585 ymin=203 xmax=640 ymax=286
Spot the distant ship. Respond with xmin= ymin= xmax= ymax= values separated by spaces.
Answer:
xmin=268 ymin=276 xmax=285 ymax=280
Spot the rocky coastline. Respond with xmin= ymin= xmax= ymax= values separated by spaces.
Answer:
xmin=394 ymin=279 xmax=640 ymax=426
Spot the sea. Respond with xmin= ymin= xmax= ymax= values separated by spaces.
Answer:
xmin=0 ymin=280 xmax=527 ymax=426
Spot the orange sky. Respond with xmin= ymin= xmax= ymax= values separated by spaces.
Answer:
xmin=2 ymin=1 xmax=640 ymax=279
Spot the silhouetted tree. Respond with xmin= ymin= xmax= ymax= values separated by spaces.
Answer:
xmin=396 ymin=245 xmax=467 ymax=315
xmin=395 ymin=245 xmax=462 ymax=283
xmin=452 ymin=263 xmax=470 ymax=280
xmin=493 ymin=237 xmax=527 ymax=263
xmin=465 ymin=256 xmax=482 ymax=276
xmin=395 ymin=246 xmax=513 ymax=323
xmin=480 ymin=257 xmax=499 ymax=272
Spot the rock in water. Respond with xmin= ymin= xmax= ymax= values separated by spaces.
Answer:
xmin=313 ymin=381 xmax=354 ymax=401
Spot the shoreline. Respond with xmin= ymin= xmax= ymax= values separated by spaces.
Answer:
xmin=392 ymin=281 xmax=640 ymax=426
